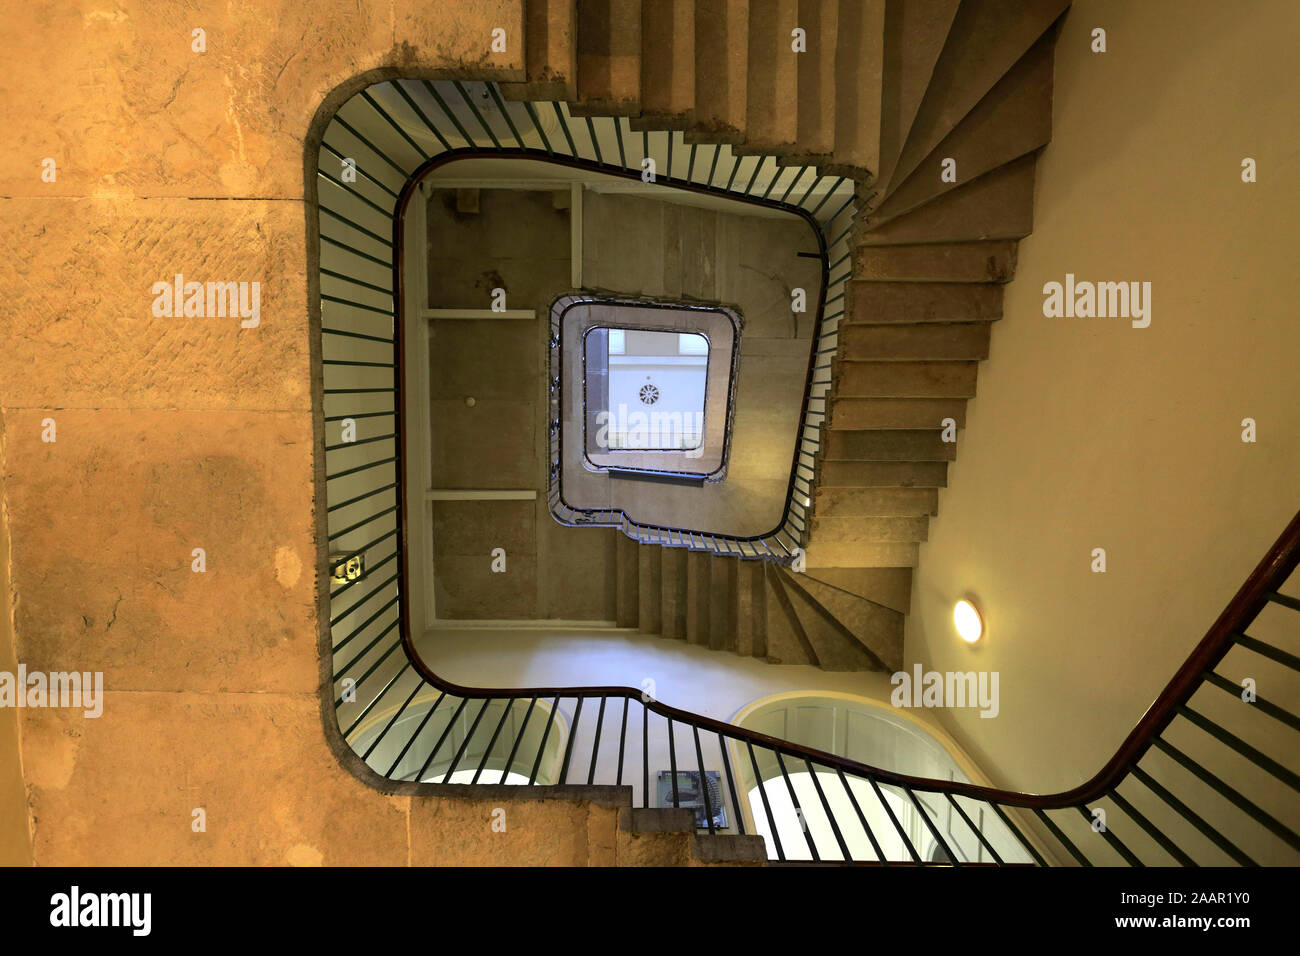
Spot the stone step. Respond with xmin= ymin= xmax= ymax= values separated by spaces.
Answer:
xmin=615 ymin=531 xmax=639 ymax=626
xmin=847 ymin=281 xmax=1002 ymax=324
xmin=834 ymin=361 xmax=978 ymax=398
xmin=787 ymin=0 xmax=838 ymax=163
xmin=636 ymin=0 xmax=696 ymax=128
xmin=875 ymin=0 xmax=961 ymax=189
xmin=660 ymin=547 xmax=688 ymax=639
xmin=814 ymin=486 xmax=938 ymax=517
xmin=779 ymin=571 xmax=886 ymax=670
xmin=809 ymin=514 xmax=930 ymax=543
xmin=818 ymin=460 xmax=948 ymax=488
xmin=685 ymin=549 xmax=712 ymax=645
xmin=884 ymin=0 xmax=1069 ymax=192
xmin=800 ymin=566 xmax=913 ymax=614
xmin=638 ymin=542 xmax=663 ymax=634
xmin=620 ymin=806 xmax=697 ymax=833
xmin=688 ymin=833 xmax=769 ymax=865
xmin=709 ymin=554 xmax=737 ymax=652
xmin=828 ymin=0 xmax=885 ymax=176
xmin=740 ymin=0 xmax=800 ymax=155
xmin=803 ymin=540 xmax=919 ymax=568
xmin=573 ymin=0 xmax=643 ymax=116
xmin=686 ymin=0 xmax=750 ymax=143
xmin=856 ymin=152 xmax=1037 ymax=245
xmin=875 ymin=27 xmax=1056 ymax=219
xmin=502 ymin=0 xmax=578 ymax=102
xmin=763 ymin=565 xmax=820 ymax=665
xmin=734 ymin=559 xmax=767 ymax=658
xmin=827 ymin=397 xmax=967 ymax=430
xmin=790 ymin=572 xmax=904 ymax=672
xmin=822 ymin=429 xmax=955 ymax=462
xmin=852 ymin=240 xmax=1017 ymax=283
xmin=840 ymin=321 xmax=990 ymax=360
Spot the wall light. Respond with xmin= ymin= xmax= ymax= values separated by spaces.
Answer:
xmin=953 ymin=600 xmax=983 ymax=644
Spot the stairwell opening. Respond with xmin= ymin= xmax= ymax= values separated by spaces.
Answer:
xmin=312 ymin=77 xmax=857 ymax=793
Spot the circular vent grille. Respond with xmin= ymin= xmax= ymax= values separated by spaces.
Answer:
xmin=639 ymin=384 xmax=660 ymax=405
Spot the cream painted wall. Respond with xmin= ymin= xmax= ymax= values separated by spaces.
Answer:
xmin=905 ymin=0 xmax=1300 ymax=806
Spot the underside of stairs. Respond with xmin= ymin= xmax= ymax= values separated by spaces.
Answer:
xmin=504 ymin=0 xmax=1069 ymax=670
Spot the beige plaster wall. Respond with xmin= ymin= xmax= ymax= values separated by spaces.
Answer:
xmin=905 ymin=0 xmax=1300 ymax=814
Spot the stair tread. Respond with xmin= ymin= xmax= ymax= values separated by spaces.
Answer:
xmin=764 ymin=566 xmax=820 ymax=665
xmin=743 ymin=0 xmax=801 ymax=153
xmin=786 ymin=572 xmax=904 ymax=670
xmin=829 ymin=0 xmax=885 ymax=175
xmin=800 ymin=566 xmax=912 ymax=614
xmin=853 ymin=240 xmax=1018 ymax=284
xmin=876 ymin=26 xmax=1056 ymax=220
xmin=576 ymin=0 xmax=643 ymax=114
xmin=507 ymin=0 xmax=578 ymax=101
xmin=827 ymin=397 xmax=968 ymax=430
xmin=793 ymin=0 xmax=838 ymax=160
xmin=639 ymin=0 xmax=696 ymax=124
xmin=690 ymin=0 xmax=750 ymax=141
xmin=875 ymin=0 xmax=961 ymax=189
xmin=857 ymin=152 xmax=1037 ymax=245
xmin=779 ymin=570 xmax=889 ymax=670
xmin=885 ymin=0 xmax=1068 ymax=191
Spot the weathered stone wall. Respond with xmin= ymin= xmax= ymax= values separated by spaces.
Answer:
xmin=0 ymin=0 xmax=652 ymax=866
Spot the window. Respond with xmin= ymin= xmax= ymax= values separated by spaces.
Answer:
xmin=587 ymin=328 xmax=709 ymax=451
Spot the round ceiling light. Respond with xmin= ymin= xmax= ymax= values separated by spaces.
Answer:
xmin=953 ymin=600 xmax=983 ymax=644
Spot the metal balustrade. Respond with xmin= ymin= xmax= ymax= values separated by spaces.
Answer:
xmin=315 ymin=78 xmax=1299 ymax=863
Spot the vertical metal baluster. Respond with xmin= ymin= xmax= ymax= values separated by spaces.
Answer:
xmin=616 ymin=696 xmax=629 ymax=787
xmin=718 ymin=733 xmax=745 ymax=834
xmin=587 ymin=695 xmax=608 ymax=785
xmin=903 ymin=785 xmax=958 ymax=864
xmin=868 ymin=778 xmax=921 ymax=863
xmin=946 ymin=793 xmax=1004 ymax=865
xmin=774 ymin=752 xmax=818 ymax=860
xmin=693 ymin=725 xmax=715 ymax=835
xmin=383 ymin=691 xmax=445 ymax=778
xmin=989 ymin=802 xmax=1048 ymax=866
xmin=1033 ymin=807 xmax=1092 ymax=867
xmin=746 ymin=743 xmax=784 ymax=861
xmin=806 ymin=761 xmax=850 ymax=861
xmin=440 ymin=698 xmax=492 ymax=782
xmin=528 ymin=696 xmax=561 ymax=785
xmin=642 ymin=701 xmax=649 ymax=808
xmin=1074 ymin=804 xmax=1143 ymax=867
xmin=836 ymin=769 xmax=886 ymax=864
xmin=668 ymin=719 xmax=680 ymax=807
xmin=558 ymin=697 xmax=584 ymax=785
xmin=496 ymin=697 xmax=538 ymax=780
xmin=413 ymin=697 xmax=469 ymax=782
xmin=470 ymin=698 xmax=518 ymax=784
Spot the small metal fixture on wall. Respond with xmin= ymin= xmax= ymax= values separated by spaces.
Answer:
xmin=330 ymin=552 xmax=365 ymax=585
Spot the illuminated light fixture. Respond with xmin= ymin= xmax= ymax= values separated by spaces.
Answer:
xmin=953 ymin=600 xmax=983 ymax=644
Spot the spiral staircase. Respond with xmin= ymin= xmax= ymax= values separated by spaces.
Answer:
xmin=501 ymin=0 xmax=1067 ymax=671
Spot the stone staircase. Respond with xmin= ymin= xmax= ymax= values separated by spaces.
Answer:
xmin=506 ymin=0 xmax=1069 ymax=667
xmin=615 ymin=533 xmax=909 ymax=671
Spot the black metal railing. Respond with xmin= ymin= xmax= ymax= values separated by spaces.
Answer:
xmin=316 ymin=78 xmax=1299 ymax=863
